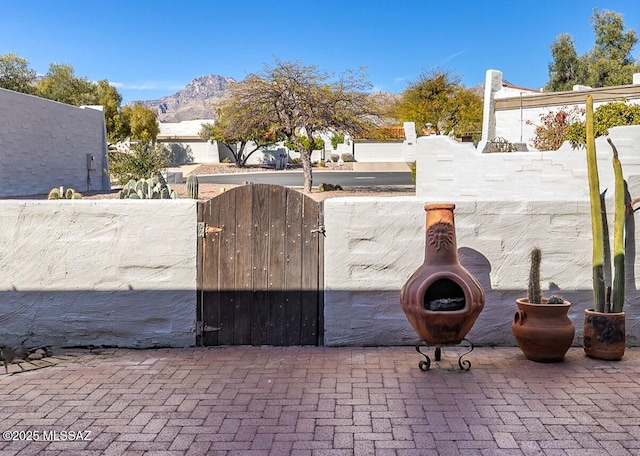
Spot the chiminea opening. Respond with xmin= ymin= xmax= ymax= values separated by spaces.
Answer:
xmin=423 ymin=279 xmax=465 ymax=311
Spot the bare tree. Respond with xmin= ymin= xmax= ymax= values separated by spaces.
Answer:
xmin=224 ymin=59 xmax=378 ymax=192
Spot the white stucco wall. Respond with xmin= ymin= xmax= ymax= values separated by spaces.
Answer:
xmin=0 ymin=89 xmax=110 ymax=197
xmin=353 ymin=142 xmax=405 ymax=162
xmin=416 ymin=126 xmax=640 ymax=201
xmin=0 ymin=200 xmax=197 ymax=348
xmin=323 ymin=197 xmax=640 ymax=347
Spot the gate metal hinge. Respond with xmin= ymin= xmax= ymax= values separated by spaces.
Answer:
xmin=196 ymin=321 xmax=221 ymax=336
xmin=198 ymin=222 xmax=223 ymax=238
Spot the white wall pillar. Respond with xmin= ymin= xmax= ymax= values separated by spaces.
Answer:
xmin=478 ymin=70 xmax=504 ymax=153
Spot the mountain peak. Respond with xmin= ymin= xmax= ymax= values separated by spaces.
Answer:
xmin=136 ymin=74 xmax=235 ymax=122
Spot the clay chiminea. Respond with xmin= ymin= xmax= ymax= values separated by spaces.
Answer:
xmin=400 ymin=203 xmax=485 ymax=345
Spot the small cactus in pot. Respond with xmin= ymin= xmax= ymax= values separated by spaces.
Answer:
xmin=512 ymin=247 xmax=575 ymax=362
xmin=526 ymin=247 xmax=564 ymax=305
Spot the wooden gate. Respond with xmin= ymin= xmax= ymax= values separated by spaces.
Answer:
xmin=197 ymin=184 xmax=324 ymax=346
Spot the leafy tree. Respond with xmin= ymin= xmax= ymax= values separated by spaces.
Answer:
xmin=527 ymin=106 xmax=584 ymax=150
xmin=96 ymin=79 xmax=123 ymax=142
xmin=330 ymin=133 xmax=345 ymax=150
xmin=108 ymin=142 xmax=170 ymax=183
xmin=35 ymin=63 xmax=96 ymax=105
xmin=114 ymin=102 xmax=160 ymax=143
xmin=223 ymin=59 xmax=378 ymax=192
xmin=546 ymin=34 xmax=586 ymax=92
xmin=546 ymin=9 xmax=640 ymax=91
xmin=199 ymin=99 xmax=278 ymax=167
xmin=0 ymin=53 xmax=36 ymax=94
xmin=285 ymin=135 xmax=325 ymax=153
xmin=394 ymin=69 xmax=482 ymax=141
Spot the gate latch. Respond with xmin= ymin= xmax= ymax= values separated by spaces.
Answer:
xmin=196 ymin=321 xmax=221 ymax=336
xmin=310 ymin=225 xmax=326 ymax=237
xmin=198 ymin=222 xmax=223 ymax=238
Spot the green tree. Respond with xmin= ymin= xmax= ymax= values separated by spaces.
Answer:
xmin=284 ymin=135 xmax=325 ymax=152
xmin=199 ymin=99 xmax=279 ymax=167
xmin=330 ymin=133 xmax=345 ymax=150
xmin=223 ymin=59 xmax=377 ymax=192
xmin=395 ymin=69 xmax=483 ymax=141
xmin=35 ymin=63 xmax=96 ymax=105
xmin=546 ymin=9 xmax=640 ymax=90
xmin=115 ymin=102 xmax=159 ymax=143
xmin=0 ymin=53 xmax=36 ymax=94
xmin=546 ymin=34 xmax=586 ymax=92
xmin=96 ymin=80 xmax=123 ymax=142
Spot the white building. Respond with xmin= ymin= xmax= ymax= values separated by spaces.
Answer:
xmin=156 ymin=119 xmax=230 ymax=163
xmin=480 ymin=69 xmax=640 ymax=152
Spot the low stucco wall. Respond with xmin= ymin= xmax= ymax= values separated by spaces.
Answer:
xmin=417 ymin=125 xmax=640 ymax=201
xmin=323 ymin=197 xmax=640 ymax=347
xmin=353 ymin=142 xmax=405 ymax=162
xmin=0 ymin=200 xmax=197 ymax=348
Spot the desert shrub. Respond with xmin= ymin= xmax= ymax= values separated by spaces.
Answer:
xmin=108 ymin=142 xmax=170 ymax=183
xmin=340 ymin=152 xmax=355 ymax=162
xmin=410 ymin=162 xmax=416 ymax=184
xmin=527 ymin=106 xmax=584 ymax=151
xmin=330 ymin=154 xmax=340 ymax=162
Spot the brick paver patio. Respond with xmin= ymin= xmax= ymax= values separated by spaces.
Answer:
xmin=1 ymin=345 xmax=639 ymax=455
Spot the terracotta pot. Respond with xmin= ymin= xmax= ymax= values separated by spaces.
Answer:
xmin=583 ymin=309 xmax=625 ymax=360
xmin=512 ymin=298 xmax=575 ymax=362
xmin=400 ymin=203 xmax=485 ymax=345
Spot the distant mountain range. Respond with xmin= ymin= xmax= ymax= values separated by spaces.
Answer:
xmin=136 ymin=75 xmax=235 ymax=122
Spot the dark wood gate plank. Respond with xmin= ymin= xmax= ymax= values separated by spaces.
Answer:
xmin=217 ymin=189 xmax=237 ymax=345
xmin=267 ymin=186 xmax=287 ymax=345
xmin=251 ymin=184 xmax=271 ymax=345
xmin=300 ymin=197 xmax=320 ymax=345
xmin=233 ymin=185 xmax=253 ymax=345
xmin=284 ymin=190 xmax=303 ymax=345
xmin=202 ymin=197 xmax=221 ymax=346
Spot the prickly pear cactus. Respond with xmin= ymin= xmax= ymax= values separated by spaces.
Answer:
xmin=117 ymin=178 xmax=179 ymax=199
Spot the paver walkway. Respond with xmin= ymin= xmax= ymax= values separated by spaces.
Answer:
xmin=1 ymin=346 xmax=639 ymax=455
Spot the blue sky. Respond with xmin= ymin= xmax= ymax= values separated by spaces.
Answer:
xmin=2 ymin=1 xmax=639 ymax=105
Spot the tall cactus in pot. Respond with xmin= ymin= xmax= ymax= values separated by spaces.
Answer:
xmin=583 ymin=94 xmax=627 ymax=360
xmin=585 ymin=95 xmax=606 ymax=313
xmin=585 ymin=95 xmax=627 ymax=313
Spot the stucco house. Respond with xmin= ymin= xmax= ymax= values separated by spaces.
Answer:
xmin=0 ymin=88 xmax=111 ymax=198
xmin=480 ymin=69 xmax=640 ymax=152
xmin=156 ymin=119 xmax=233 ymax=164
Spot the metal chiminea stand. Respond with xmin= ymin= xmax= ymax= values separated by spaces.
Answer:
xmin=400 ymin=203 xmax=485 ymax=371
